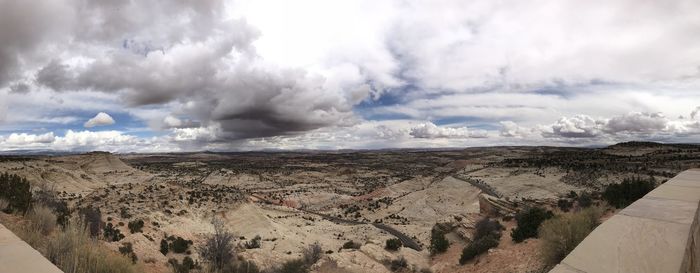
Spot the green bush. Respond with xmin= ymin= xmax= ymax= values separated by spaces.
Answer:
xmin=429 ymin=225 xmax=449 ymax=255
xmin=557 ymin=199 xmax=572 ymax=212
xmin=511 ymin=207 xmax=553 ymax=243
xmin=127 ymin=219 xmax=144 ymax=233
xmin=385 ymin=238 xmax=402 ymax=251
xmin=459 ymin=218 xmax=503 ymax=264
xmin=577 ymin=192 xmax=593 ymax=208
xmin=539 ymin=207 xmax=602 ymax=266
xmin=103 ymin=223 xmax=125 ymax=242
xmin=0 ymin=172 xmax=32 ymax=214
xmin=118 ymin=242 xmax=138 ymax=264
xmin=170 ymin=237 xmax=192 ymax=254
xmin=603 ymin=177 xmax=655 ymax=208
xmin=459 ymin=234 xmax=499 ymax=264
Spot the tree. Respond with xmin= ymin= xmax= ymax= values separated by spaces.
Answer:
xmin=199 ymin=218 xmax=235 ymax=271
xmin=430 ymin=225 xmax=449 ymax=255
xmin=0 ymin=172 xmax=32 ymax=214
xmin=603 ymin=177 xmax=655 ymax=208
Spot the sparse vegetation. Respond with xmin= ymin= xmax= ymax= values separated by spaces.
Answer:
xmin=199 ymin=218 xmax=235 ymax=271
xmin=389 ymin=256 xmax=408 ymax=271
xmin=511 ymin=207 xmax=553 ymax=243
xmin=28 ymin=204 xmax=57 ymax=235
xmin=539 ymin=207 xmax=603 ymax=266
xmin=244 ymin=235 xmax=262 ymax=249
xmin=302 ymin=242 xmax=323 ymax=265
xmin=43 ymin=217 xmax=139 ymax=273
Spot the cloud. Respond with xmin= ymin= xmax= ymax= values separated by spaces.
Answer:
xmin=4 ymin=132 xmax=55 ymax=145
xmin=84 ymin=112 xmax=115 ymax=128
xmin=2 ymin=0 xmax=700 ymax=151
xmin=604 ymin=112 xmax=668 ymax=134
xmin=543 ymin=115 xmax=603 ymax=138
xmin=541 ymin=112 xmax=700 ymax=139
xmin=409 ymin=122 xmax=487 ymax=139
xmin=499 ymin=121 xmax=534 ymax=137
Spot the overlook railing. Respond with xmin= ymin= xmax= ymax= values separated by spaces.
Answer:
xmin=550 ymin=169 xmax=700 ymax=273
xmin=0 ymin=223 xmax=63 ymax=273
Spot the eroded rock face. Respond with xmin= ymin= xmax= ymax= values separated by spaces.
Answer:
xmin=479 ymin=193 xmax=517 ymax=217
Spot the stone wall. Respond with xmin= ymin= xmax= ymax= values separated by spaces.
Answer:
xmin=0 ymin=223 xmax=63 ymax=273
xmin=550 ymin=169 xmax=700 ymax=273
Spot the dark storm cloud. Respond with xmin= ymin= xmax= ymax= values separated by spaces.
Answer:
xmin=7 ymin=0 xmax=361 ymax=140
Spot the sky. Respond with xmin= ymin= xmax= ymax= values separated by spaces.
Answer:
xmin=1 ymin=0 xmax=700 ymax=152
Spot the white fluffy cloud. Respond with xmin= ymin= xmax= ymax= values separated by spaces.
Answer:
xmin=84 ymin=112 xmax=115 ymax=128
xmin=409 ymin=122 xmax=487 ymax=139
xmin=542 ymin=111 xmax=700 ymax=139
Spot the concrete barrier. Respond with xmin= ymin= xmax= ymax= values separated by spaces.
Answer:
xmin=550 ymin=169 xmax=700 ymax=273
xmin=0 ymin=223 xmax=63 ymax=273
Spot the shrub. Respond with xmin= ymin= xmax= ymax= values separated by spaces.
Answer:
xmin=342 ymin=240 xmax=361 ymax=249
xmin=473 ymin=218 xmax=503 ymax=241
xmin=539 ymin=207 xmax=603 ymax=266
xmin=389 ymin=256 xmax=408 ymax=271
xmin=0 ymin=172 xmax=32 ymax=214
xmin=385 ymin=238 xmax=402 ymax=251
xmin=170 ymin=236 xmax=192 ymax=254
xmin=245 ymin=235 xmax=261 ymax=249
xmin=302 ymin=242 xmax=323 ymax=265
xmin=119 ymin=242 xmax=138 ymax=264
xmin=603 ymin=177 xmax=655 ymax=208
xmin=511 ymin=207 xmax=553 ymax=243
xmin=168 ymin=257 xmax=199 ymax=273
xmin=199 ymin=218 xmax=235 ymax=271
xmin=459 ymin=234 xmax=499 ymax=264
xmin=577 ymin=192 xmax=593 ymax=208
xmin=557 ymin=199 xmax=572 ymax=212
xmin=127 ymin=219 xmax=144 ymax=233
xmin=160 ymin=239 xmax=169 ymax=255
xmin=103 ymin=223 xmax=125 ymax=242
xmin=278 ymin=259 xmax=308 ymax=273
xmin=460 ymin=218 xmax=503 ymax=264
xmin=429 ymin=225 xmax=449 ymax=255
xmin=44 ymin=217 xmax=139 ymax=273
xmin=28 ymin=205 xmax=57 ymax=235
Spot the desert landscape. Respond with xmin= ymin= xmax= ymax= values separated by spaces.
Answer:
xmin=2 ymin=142 xmax=699 ymax=273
